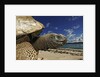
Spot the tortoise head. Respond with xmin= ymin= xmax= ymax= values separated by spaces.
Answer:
xmin=48 ymin=33 xmax=67 ymax=45
xmin=32 ymin=33 xmax=67 ymax=51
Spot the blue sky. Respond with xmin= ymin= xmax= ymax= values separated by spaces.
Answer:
xmin=33 ymin=16 xmax=83 ymax=43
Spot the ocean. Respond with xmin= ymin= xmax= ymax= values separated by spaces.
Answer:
xmin=61 ymin=43 xmax=83 ymax=49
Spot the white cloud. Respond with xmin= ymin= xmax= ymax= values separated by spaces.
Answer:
xmin=79 ymin=33 xmax=83 ymax=42
xmin=67 ymin=34 xmax=76 ymax=39
xmin=73 ymin=37 xmax=80 ymax=42
xmin=64 ymin=29 xmax=76 ymax=43
xmin=43 ymin=33 xmax=46 ymax=35
xmin=64 ymin=28 xmax=83 ymax=43
xmin=73 ymin=33 xmax=83 ymax=42
xmin=72 ymin=16 xmax=78 ymax=21
xmin=47 ymin=31 xmax=53 ymax=33
xmin=73 ymin=25 xmax=80 ymax=29
xmin=68 ymin=16 xmax=79 ymax=21
xmin=55 ymin=27 xmax=58 ymax=30
xmin=64 ymin=29 xmax=73 ymax=34
xmin=67 ymin=34 xmax=76 ymax=43
xmin=46 ymin=23 xmax=50 ymax=27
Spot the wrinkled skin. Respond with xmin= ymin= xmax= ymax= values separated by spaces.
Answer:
xmin=16 ymin=33 xmax=67 ymax=60
xmin=31 ymin=33 xmax=67 ymax=51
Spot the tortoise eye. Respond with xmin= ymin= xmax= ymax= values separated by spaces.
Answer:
xmin=50 ymin=35 xmax=55 ymax=39
xmin=57 ymin=36 xmax=61 ymax=39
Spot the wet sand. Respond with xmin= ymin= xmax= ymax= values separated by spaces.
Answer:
xmin=38 ymin=48 xmax=83 ymax=60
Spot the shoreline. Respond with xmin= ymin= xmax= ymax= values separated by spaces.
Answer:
xmin=38 ymin=48 xmax=83 ymax=60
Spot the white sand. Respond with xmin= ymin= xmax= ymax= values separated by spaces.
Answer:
xmin=38 ymin=50 xmax=83 ymax=60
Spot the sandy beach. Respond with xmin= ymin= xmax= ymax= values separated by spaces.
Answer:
xmin=38 ymin=48 xmax=83 ymax=60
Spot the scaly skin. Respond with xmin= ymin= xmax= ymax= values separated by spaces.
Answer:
xmin=16 ymin=33 xmax=67 ymax=60
xmin=16 ymin=42 xmax=38 ymax=60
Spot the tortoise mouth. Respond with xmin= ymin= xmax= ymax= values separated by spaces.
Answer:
xmin=56 ymin=39 xmax=67 ymax=44
xmin=55 ymin=35 xmax=67 ymax=44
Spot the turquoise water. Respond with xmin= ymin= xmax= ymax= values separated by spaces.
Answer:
xmin=61 ymin=43 xmax=83 ymax=49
